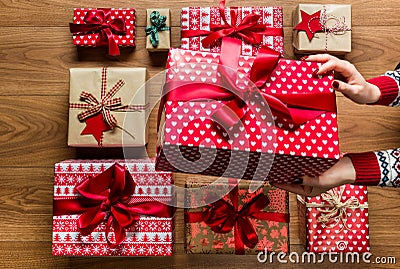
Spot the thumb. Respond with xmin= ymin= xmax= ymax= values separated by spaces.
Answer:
xmin=332 ymin=80 xmax=358 ymax=97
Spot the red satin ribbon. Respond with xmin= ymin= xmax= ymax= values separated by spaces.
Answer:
xmin=160 ymin=37 xmax=336 ymax=132
xmin=70 ymin=9 xmax=127 ymax=56
xmin=185 ymin=183 xmax=289 ymax=255
xmin=53 ymin=163 xmax=174 ymax=248
xmin=181 ymin=0 xmax=283 ymax=48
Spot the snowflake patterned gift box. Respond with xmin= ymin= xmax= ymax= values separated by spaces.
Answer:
xmin=297 ymin=185 xmax=369 ymax=253
xmin=293 ymin=4 xmax=352 ymax=54
xmin=156 ymin=37 xmax=340 ymax=183
xmin=52 ymin=159 xmax=175 ymax=256
xmin=68 ymin=67 xmax=148 ymax=147
xmin=184 ymin=179 xmax=289 ymax=255
xmin=180 ymin=0 xmax=284 ymax=56
xmin=70 ymin=8 xmax=136 ymax=56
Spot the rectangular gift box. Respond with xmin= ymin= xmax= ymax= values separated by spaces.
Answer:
xmin=181 ymin=3 xmax=284 ymax=56
xmin=156 ymin=42 xmax=340 ymax=183
xmin=185 ymin=179 xmax=289 ymax=254
xmin=298 ymin=185 xmax=369 ymax=253
xmin=293 ymin=4 xmax=351 ymax=54
xmin=146 ymin=9 xmax=171 ymax=52
xmin=52 ymin=159 xmax=174 ymax=256
xmin=71 ymin=8 xmax=136 ymax=53
xmin=68 ymin=67 xmax=148 ymax=147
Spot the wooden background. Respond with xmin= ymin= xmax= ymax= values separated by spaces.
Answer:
xmin=1 ymin=0 xmax=400 ymax=268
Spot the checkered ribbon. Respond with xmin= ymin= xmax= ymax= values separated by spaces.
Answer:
xmin=69 ymin=68 xmax=146 ymax=127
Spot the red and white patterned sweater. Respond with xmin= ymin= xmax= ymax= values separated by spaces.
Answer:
xmin=347 ymin=69 xmax=400 ymax=187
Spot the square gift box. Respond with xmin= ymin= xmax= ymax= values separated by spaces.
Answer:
xmin=293 ymin=4 xmax=352 ymax=54
xmin=70 ymin=8 xmax=136 ymax=56
xmin=185 ymin=179 xmax=289 ymax=254
xmin=146 ymin=9 xmax=171 ymax=51
xmin=181 ymin=1 xmax=283 ymax=56
xmin=52 ymin=159 xmax=174 ymax=256
xmin=297 ymin=185 xmax=370 ymax=253
xmin=68 ymin=67 xmax=148 ymax=147
xmin=156 ymin=38 xmax=340 ymax=183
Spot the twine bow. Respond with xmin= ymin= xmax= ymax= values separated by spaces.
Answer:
xmin=320 ymin=6 xmax=352 ymax=52
xmin=302 ymin=186 xmax=368 ymax=231
xmin=145 ymin=11 xmax=170 ymax=48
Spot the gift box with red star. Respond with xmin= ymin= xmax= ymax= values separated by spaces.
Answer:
xmin=293 ymin=4 xmax=352 ymax=54
xmin=68 ymin=67 xmax=148 ymax=147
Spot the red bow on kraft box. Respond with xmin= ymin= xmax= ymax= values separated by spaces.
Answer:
xmin=70 ymin=8 xmax=136 ymax=56
xmin=181 ymin=0 xmax=284 ymax=56
xmin=185 ymin=181 xmax=289 ymax=255
xmin=52 ymin=160 xmax=174 ymax=256
xmin=298 ymin=185 xmax=369 ymax=253
xmin=156 ymin=37 xmax=340 ymax=183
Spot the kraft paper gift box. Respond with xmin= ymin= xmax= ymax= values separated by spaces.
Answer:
xmin=70 ymin=8 xmax=136 ymax=56
xmin=298 ymin=185 xmax=370 ymax=253
xmin=146 ymin=9 xmax=171 ymax=52
xmin=185 ymin=179 xmax=289 ymax=254
xmin=181 ymin=0 xmax=284 ymax=56
xmin=293 ymin=4 xmax=352 ymax=54
xmin=156 ymin=37 xmax=340 ymax=183
xmin=52 ymin=159 xmax=174 ymax=256
xmin=68 ymin=67 xmax=148 ymax=147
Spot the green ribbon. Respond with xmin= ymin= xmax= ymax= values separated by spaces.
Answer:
xmin=145 ymin=11 xmax=170 ymax=48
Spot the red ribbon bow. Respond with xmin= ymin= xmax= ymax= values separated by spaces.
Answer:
xmin=70 ymin=9 xmax=127 ymax=56
xmin=53 ymin=163 xmax=174 ymax=248
xmin=185 ymin=183 xmax=289 ymax=255
xmin=159 ymin=37 xmax=336 ymax=132
xmin=181 ymin=0 xmax=283 ymax=48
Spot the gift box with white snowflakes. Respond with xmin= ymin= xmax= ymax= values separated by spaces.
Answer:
xmin=180 ymin=0 xmax=283 ymax=56
xmin=52 ymin=159 xmax=174 ymax=256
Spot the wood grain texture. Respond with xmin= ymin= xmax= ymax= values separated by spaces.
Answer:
xmin=1 ymin=0 xmax=400 ymax=268
xmin=0 ymin=0 xmax=399 ymax=27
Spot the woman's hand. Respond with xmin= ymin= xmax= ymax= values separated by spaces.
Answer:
xmin=272 ymin=157 xmax=356 ymax=197
xmin=305 ymin=54 xmax=381 ymax=104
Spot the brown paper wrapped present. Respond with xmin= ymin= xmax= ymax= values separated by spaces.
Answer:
xmin=68 ymin=67 xmax=148 ymax=147
xmin=293 ymin=4 xmax=351 ymax=54
xmin=146 ymin=9 xmax=171 ymax=51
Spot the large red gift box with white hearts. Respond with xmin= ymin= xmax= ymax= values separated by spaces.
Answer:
xmin=156 ymin=38 xmax=340 ymax=183
xmin=52 ymin=159 xmax=174 ymax=256
xmin=298 ymin=185 xmax=370 ymax=253
xmin=70 ymin=8 xmax=135 ymax=54
xmin=180 ymin=3 xmax=284 ymax=56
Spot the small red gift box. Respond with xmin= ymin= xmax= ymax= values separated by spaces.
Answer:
xmin=298 ymin=185 xmax=370 ymax=253
xmin=185 ymin=180 xmax=289 ymax=254
xmin=52 ymin=159 xmax=174 ymax=256
xmin=156 ymin=37 xmax=340 ymax=183
xmin=70 ymin=8 xmax=136 ymax=56
xmin=181 ymin=0 xmax=283 ymax=56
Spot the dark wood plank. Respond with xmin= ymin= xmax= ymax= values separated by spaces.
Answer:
xmin=0 ymin=26 xmax=399 ymax=96
xmin=0 ymin=0 xmax=399 ymax=27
